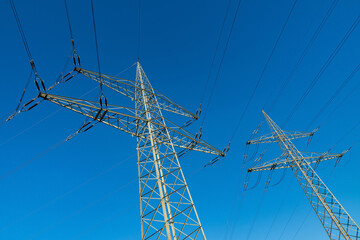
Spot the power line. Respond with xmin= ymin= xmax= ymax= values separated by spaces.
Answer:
xmin=8 ymin=0 xmax=42 ymax=122
xmin=91 ymin=0 xmax=101 ymax=77
xmin=283 ymin=15 xmax=360 ymax=126
xmin=200 ymin=0 xmax=232 ymax=107
xmin=90 ymin=0 xmax=105 ymax=103
xmin=64 ymin=0 xmax=74 ymax=42
xmin=267 ymin=0 xmax=339 ymax=113
xmin=9 ymin=0 xmax=33 ymax=63
xmin=224 ymin=122 xmax=266 ymax=240
xmin=230 ymin=0 xmax=298 ymax=141
xmin=201 ymin=0 xmax=244 ymax=127
xmin=306 ymin=61 xmax=360 ymax=130
xmin=315 ymin=75 xmax=360 ymax=130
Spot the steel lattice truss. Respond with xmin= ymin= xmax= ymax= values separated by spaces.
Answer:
xmin=248 ymin=111 xmax=360 ymax=240
xmin=39 ymin=62 xmax=223 ymax=240
xmin=75 ymin=67 xmax=197 ymax=118
xmin=134 ymin=64 xmax=206 ymax=240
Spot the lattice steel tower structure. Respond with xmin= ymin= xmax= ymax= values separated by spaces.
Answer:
xmin=247 ymin=111 xmax=359 ymax=240
xmin=38 ymin=62 xmax=224 ymax=240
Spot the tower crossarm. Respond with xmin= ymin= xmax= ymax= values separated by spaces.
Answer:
xmin=248 ymin=151 xmax=343 ymax=172
xmin=39 ymin=92 xmax=224 ymax=156
xmin=75 ymin=67 xmax=198 ymax=119
xmin=262 ymin=111 xmax=360 ymax=240
xmin=247 ymin=130 xmax=314 ymax=145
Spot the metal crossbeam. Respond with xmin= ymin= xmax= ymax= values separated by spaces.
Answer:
xmin=39 ymin=93 xmax=223 ymax=157
xmin=247 ymin=130 xmax=314 ymax=145
xmin=75 ymin=67 xmax=197 ymax=119
xmin=249 ymin=151 xmax=343 ymax=172
xmin=247 ymin=111 xmax=360 ymax=240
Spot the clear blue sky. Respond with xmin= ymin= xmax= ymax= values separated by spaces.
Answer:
xmin=1 ymin=0 xmax=360 ymax=239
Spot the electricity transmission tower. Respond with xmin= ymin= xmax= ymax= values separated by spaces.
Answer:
xmin=247 ymin=111 xmax=360 ymax=240
xmin=38 ymin=62 xmax=224 ymax=240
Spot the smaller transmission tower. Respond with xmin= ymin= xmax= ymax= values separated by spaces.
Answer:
xmin=247 ymin=111 xmax=359 ymax=240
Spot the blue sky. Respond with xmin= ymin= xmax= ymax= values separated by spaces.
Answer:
xmin=1 ymin=0 xmax=360 ymax=239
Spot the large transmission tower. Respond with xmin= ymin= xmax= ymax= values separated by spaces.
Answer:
xmin=38 ymin=62 xmax=224 ymax=240
xmin=247 ymin=111 xmax=359 ymax=240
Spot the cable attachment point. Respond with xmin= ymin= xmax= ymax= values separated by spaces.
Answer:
xmin=182 ymin=119 xmax=194 ymax=128
xmin=34 ymin=74 xmax=46 ymax=93
xmin=335 ymin=147 xmax=351 ymax=166
xmin=99 ymin=94 xmax=108 ymax=109
xmin=203 ymin=156 xmax=221 ymax=168
xmin=66 ymin=119 xmax=98 ymax=142
xmin=182 ymin=104 xmax=202 ymax=128
xmin=30 ymin=59 xmax=35 ymax=68
xmin=195 ymin=104 xmax=202 ymax=117
xmin=194 ymin=126 xmax=202 ymax=140
xmin=307 ymin=127 xmax=319 ymax=146
xmin=72 ymin=51 xmax=81 ymax=67
xmin=222 ymin=141 xmax=231 ymax=156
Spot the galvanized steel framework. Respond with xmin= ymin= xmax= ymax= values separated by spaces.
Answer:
xmin=248 ymin=111 xmax=360 ymax=240
xmin=39 ymin=62 xmax=223 ymax=240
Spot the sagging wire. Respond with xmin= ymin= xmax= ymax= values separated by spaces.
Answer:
xmin=242 ymin=121 xmax=264 ymax=168
xmin=267 ymin=167 xmax=287 ymax=189
xmin=248 ymin=144 xmax=259 ymax=164
xmin=243 ymin=171 xmax=262 ymax=192
xmin=264 ymin=153 xmax=289 ymax=189
xmin=242 ymin=144 xmax=249 ymax=166
xmin=264 ymin=168 xmax=276 ymax=189
xmin=243 ymin=146 xmax=269 ymax=191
